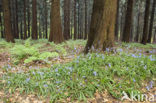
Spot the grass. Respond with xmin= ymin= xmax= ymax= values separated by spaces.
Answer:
xmin=0 ymin=39 xmax=155 ymax=102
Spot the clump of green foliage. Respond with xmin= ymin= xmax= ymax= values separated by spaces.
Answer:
xmin=1 ymin=50 xmax=155 ymax=102
xmin=11 ymin=38 xmax=59 ymax=64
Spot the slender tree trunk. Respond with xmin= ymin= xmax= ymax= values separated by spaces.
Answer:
xmin=147 ymin=0 xmax=156 ymax=43
xmin=135 ymin=9 xmax=140 ymax=42
xmin=0 ymin=12 xmax=4 ymax=38
xmin=115 ymin=0 xmax=120 ymax=41
xmin=64 ymin=0 xmax=70 ymax=40
xmin=74 ymin=0 xmax=77 ymax=40
xmin=32 ymin=0 xmax=38 ymax=39
xmin=141 ymin=0 xmax=151 ymax=45
xmin=49 ymin=0 xmax=64 ymax=43
xmin=14 ymin=0 xmax=19 ymax=39
xmin=84 ymin=0 xmax=117 ymax=53
xmin=154 ymin=29 xmax=156 ymax=43
xmin=2 ymin=0 xmax=15 ymax=42
xmin=27 ymin=0 xmax=30 ymax=38
xmin=23 ymin=0 xmax=27 ymax=39
xmin=20 ymin=21 xmax=23 ymax=39
xmin=122 ymin=0 xmax=134 ymax=42
xmin=84 ymin=0 xmax=88 ymax=39
xmin=44 ymin=0 xmax=48 ymax=39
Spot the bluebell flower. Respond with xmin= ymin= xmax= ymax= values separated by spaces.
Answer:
xmin=43 ymin=84 xmax=48 ymax=88
xmin=146 ymin=86 xmax=150 ymax=91
xmin=56 ymin=81 xmax=61 ymax=84
xmin=106 ymin=48 xmax=109 ymax=52
xmin=8 ymin=81 xmax=11 ymax=84
xmin=55 ymin=68 xmax=58 ymax=72
xmin=93 ymin=71 xmax=97 ymax=76
xmin=108 ymin=64 xmax=111 ymax=67
xmin=26 ymin=78 xmax=30 ymax=82
xmin=144 ymin=65 xmax=147 ymax=70
xmin=133 ymin=78 xmax=136 ymax=82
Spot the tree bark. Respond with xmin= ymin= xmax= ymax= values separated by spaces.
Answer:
xmin=84 ymin=0 xmax=88 ymax=39
xmin=141 ymin=0 xmax=151 ymax=45
xmin=23 ymin=0 xmax=27 ymax=39
xmin=84 ymin=0 xmax=117 ymax=53
xmin=32 ymin=0 xmax=38 ymax=40
xmin=2 ymin=0 xmax=15 ymax=42
xmin=115 ymin=0 xmax=120 ymax=41
xmin=27 ymin=0 xmax=30 ymax=38
xmin=49 ymin=0 xmax=64 ymax=43
xmin=64 ymin=0 xmax=70 ymax=40
xmin=147 ymin=0 xmax=156 ymax=43
xmin=74 ymin=0 xmax=77 ymax=40
xmin=122 ymin=0 xmax=134 ymax=42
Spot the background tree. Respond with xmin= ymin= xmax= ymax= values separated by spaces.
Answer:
xmin=147 ymin=0 xmax=156 ymax=43
xmin=141 ymin=0 xmax=151 ymax=45
xmin=2 ymin=0 xmax=15 ymax=42
xmin=32 ymin=0 xmax=38 ymax=40
xmin=49 ymin=0 xmax=64 ymax=43
xmin=122 ymin=0 xmax=134 ymax=42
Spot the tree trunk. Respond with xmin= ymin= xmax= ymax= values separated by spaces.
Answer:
xmin=27 ymin=0 xmax=30 ymax=38
xmin=84 ymin=0 xmax=88 ymax=39
xmin=141 ymin=0 xmax=151 ymax=45
xmin=32 ymin=0 xmax=38 ymax=40
xmin=2 ymin=0 xmax=15 ymax=42
xmin=74 ymin=0 xmax=77 ymax=40
xmin=23 ymin=0 xmax=27 ymax=39
xmin=84 ymin=0 xmax=117 ymax=53
xmin=122 ymin=0 xmax=134 ymax=42
xmin=0 ymin=12 xmax=4 ymax=38
xmin=135 ymin=8 xmax=140 ymax=42
xmin=49 ymin=0 xmax=64 ymax=43
xmin=147 ymin=0 xmax=156 ymax=43
xmin=14 ymin=0 xmax=19 ymax=39
xmin=115 ymin=0 xmax=120 ymax=41
xmin=44 ymin=0 xmax=48 ymax=39
xmin=64 ymin=0 xmax=70 ymax=40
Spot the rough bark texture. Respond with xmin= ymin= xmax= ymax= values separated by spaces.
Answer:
xmin=147 ymin=0 xmax=156 ymax=43
xmin=64 ymin=0 xmax=70 ymax=40
xmin=115 ymin=0 xmax=120 ymax=41
xmin=84 ymin=0 xmax=88 ymax=39
xmin=14 ymin=0 xmax=19 ymax=39
xmin=135 ymin=7 xmax=140 ymax=42
xmin=27 ymin=0 xmax=30 ymax=38
xmin=74 ymin=0 xmax=77 ymax=40
xmin=84 ymin=0 xmax=117 ymax=53
xmin=122 ymin=0 xmax=134 ymax=42
xmin=23 ymin=0 xmax=27 ymax=39
xmin=2 ymin=0 xmax=15 ymax=42
xmin=49 ymin=0 xmax=64 ymax=43
xmin=44 ymin=0 xmax=48 ymax=39
xmin=141 ymin=0 xmax=151 ymax=45
xmin=32 ymin=0 xmax=38 ymax=40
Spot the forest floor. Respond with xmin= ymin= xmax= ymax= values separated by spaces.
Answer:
xmin=0 ymin=39 xmax=156 ymax=103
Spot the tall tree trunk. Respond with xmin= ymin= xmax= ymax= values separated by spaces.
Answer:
xmin=84 ymin=0 xmax=88 ymax=39
xmin=122 ymin=0 xmax=134 ymax=42
xmin=27 ymin=0 xmax=30 ymax=38
xmin=115 ymin=0 xmax=120 ymax=41
xmin=23 ymin=0 xmax=27 ymax=39
xmin=44 ymin=0 xmax=48 ymax=39
xmin=49 ymin=0 xmax=64 ymax=43
xmin=0 ymin=12 xmax=4 ymax=38
xmin=141 ymin=0 xmax=151 ymax=45
xmin=64 ymin=0 xmax=70 ymax=40
xmin=32 ymin=0 xmax=38 ymax=40
xmin=14 ymin=0 xmax=19 ymax=39
xmin=147 ymin=0 xmax=156 ymax=43
xmin=2 ymin=0 xmax=15 ymax=42
xmin=74 ymin=0 xmax=77 ymax=40
xmin=154 ymin=29 xmax=156 ymax=43
xmin=135 ymin=8 xmax=140 ymax=42
xmin=84 ymin=0 xmax=117 ymax=53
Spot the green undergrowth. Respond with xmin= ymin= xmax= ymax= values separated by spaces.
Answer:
xmin=0 ymin=51 xmax=155 ymax=102
xmin=121 ymin=42 xmax=156 ymax=49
